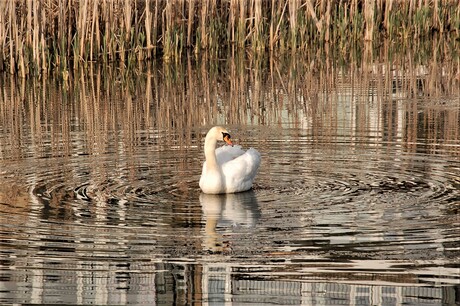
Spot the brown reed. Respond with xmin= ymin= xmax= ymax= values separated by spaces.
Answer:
xmin=0 ymin=0 xmax=459 ymax=76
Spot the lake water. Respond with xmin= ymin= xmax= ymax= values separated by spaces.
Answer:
xmin=0 ymin=55 xmax=459 ymax=305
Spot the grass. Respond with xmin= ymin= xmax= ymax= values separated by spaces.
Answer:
xmin=0 ymin=0 xmax=459 ymax=76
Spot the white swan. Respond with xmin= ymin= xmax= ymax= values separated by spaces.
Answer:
xmin=199 ymin=126 xmax=261 ymax=194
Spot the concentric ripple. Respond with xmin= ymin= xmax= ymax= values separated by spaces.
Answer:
xmin=1 ymin=125 xmax=459 ymax=304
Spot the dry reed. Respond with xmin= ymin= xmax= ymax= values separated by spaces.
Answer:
xmin=0 ymin=0 xmax=459 ymax=76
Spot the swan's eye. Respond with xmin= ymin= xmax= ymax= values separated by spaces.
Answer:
xmin=222 ymin=132 xmax=233 ymax=146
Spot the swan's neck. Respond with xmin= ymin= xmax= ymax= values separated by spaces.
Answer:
xmin=204 ymin=136 xmax=219 ymax=171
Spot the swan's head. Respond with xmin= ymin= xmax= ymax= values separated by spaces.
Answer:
xmin=207 ymin=126 xmax=233 ymax=146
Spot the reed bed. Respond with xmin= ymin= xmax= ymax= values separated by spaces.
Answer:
xmin=1 ymin=0 xmax=459 ymax=76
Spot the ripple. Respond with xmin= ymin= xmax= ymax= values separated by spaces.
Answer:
xmin=1 ymin=127 xmax=459 ymax=305
xmin=258 ymin=135 xmax=459 ymax=204
xmin=245 ymin=133 xmax=460 ymax=268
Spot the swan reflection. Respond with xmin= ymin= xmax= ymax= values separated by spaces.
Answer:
xmin=200 ymin=191 xmax=260 ymax=252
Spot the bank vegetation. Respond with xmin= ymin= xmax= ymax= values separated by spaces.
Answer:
xmin=1 ymin=0 xmax=459 ymax=77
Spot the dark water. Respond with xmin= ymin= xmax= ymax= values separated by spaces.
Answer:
xmin=0 ymin=57 xmax=459 ymax=305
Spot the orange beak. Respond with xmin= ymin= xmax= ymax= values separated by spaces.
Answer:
xmin=224 ymin=135 xmax=233 ymax=146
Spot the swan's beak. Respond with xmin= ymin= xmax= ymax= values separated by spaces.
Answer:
xmin=223 ymin=135 xmax=233 ymax=146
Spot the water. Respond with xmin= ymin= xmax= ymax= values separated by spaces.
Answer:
xmin=0 ymin=56 xmax=459 ymax=305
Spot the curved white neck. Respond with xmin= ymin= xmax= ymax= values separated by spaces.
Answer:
xmin=204 ymin=135 xmax=219 ymax=171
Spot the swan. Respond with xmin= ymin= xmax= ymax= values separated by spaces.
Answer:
xmin=199 ymin=126 xmax=261 ymax=194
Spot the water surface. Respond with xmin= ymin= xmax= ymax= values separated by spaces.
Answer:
xmin=0 ymin=56 xmax=459 ymax=305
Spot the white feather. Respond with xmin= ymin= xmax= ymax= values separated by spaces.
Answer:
xmin=199 ymin=127 xmax=261 ymax=194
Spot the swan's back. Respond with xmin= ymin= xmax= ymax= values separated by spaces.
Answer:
xmin=215 ymin=145 xmax=246 ymax=165
xmin=200 ymin=145 xmax=261 ymax=194
xmin=221 ymin=146 xmax=261 ymax=193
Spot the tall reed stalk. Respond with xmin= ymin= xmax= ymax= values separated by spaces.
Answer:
xmin=0 ymin=0 xmax=459 ymax=76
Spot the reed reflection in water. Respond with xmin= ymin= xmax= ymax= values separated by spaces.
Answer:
xmin=0 ymin=52 xmax=459 ymax=305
